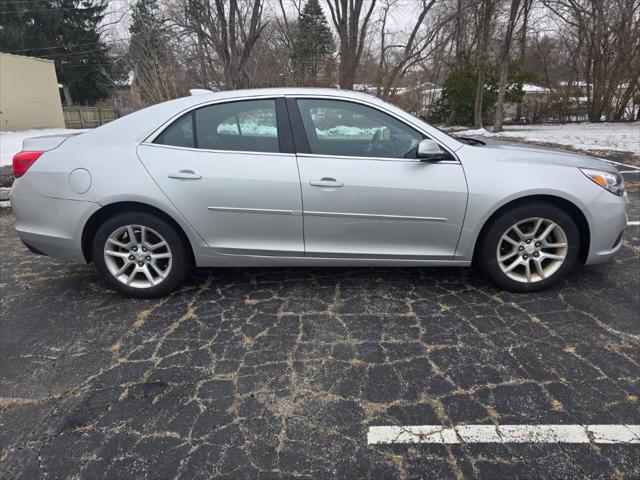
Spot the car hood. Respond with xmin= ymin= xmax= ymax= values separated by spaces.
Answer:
xmin=467 ymin=140 xmax=619 ymax=173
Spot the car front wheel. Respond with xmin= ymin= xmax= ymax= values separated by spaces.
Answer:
xmin=479 ymin=202 xmax=580 ymax=292
xmin=92 ymin=212 xmax=191 ymax=297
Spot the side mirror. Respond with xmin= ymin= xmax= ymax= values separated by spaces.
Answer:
xmin=417 ymin=139 xmax=450 ymax=162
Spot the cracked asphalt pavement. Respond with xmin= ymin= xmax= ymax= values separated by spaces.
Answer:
xmin=1 ymin=192 xmax=639 ymax=479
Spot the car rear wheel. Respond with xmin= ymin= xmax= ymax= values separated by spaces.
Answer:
xmin=479 ymin=202 xmax=580 ymax=292
xmin=92 ymin=212 xmax=191 ymax=297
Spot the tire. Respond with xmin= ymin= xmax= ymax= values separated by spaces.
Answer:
xmin=92 ymin=212 xmax=191 ymax=298
xmin=478 ymin=202 xmax=580 ymax=292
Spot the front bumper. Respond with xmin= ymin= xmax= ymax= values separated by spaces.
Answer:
xmin=10 ymin=178 xmax=99 ymax=263
xmin=583 ymin=190 xmax=628 ymax=265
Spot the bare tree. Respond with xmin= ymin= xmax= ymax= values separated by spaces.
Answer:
xmin=473 ymin=0 xmax=496 ymax=128
xmin=545 ymin=0 xmax=640 ymax=121
xmin=270 ymin=0 xmax=304 ymax=84
xmin=182 ymin=0 xmax=268 ymax=89
xmin=494 ymin=0 xmax=522 ymax=132
xmin=326 ymin=0 xmax=377 ymax=89
xmin=514 ymin=0 xmax=533 ymax=121
xmin=128 ymin=35 xmax=185 ymax=104
xmin=129 ymin=0 xmax=186 ymax=105
xmin=376 ymin=0 xmax=453 ymax=100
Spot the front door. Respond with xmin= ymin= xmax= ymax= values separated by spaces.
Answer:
xmin=138 ymin=98 xmax=304 ymax=255
xmin=292 ymin=98 xmax=468 ymax=259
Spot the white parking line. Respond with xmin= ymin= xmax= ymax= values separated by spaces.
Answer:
xmin=367 ymin=425 xmax=640 ymax=445
xmin=628 ymin=221 xmax=640 ymax=226
xmin=602 ymin=159 xmax=640 ymax=171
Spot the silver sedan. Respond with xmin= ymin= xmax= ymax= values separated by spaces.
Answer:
xmin=9 ymin=88 xmax=628 ymax=297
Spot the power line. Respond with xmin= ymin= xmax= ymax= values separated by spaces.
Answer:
xmin=2 ymin=0 xmax=129 ymax=5
xmin=0 ymin=4 xmax=126 ymax=13
xmin=39 ymin=48 xmax=114 ymax=57
xmin=0 ymin=6 xmax=108 ymax=13
xmin=0 ymin=0 xmax=106 ymax=3
xmin=2 ymin=37 xmax=131 ymax=53
xmin=0 ymin=0 xmax=75 ymax=4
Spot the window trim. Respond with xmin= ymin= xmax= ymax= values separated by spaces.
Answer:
xmin=288 ymin=95 xmax=459 ymax=164
xmin=146 ymin=96 xmax=293 ymax=156
xmin=143 ymin=93 xmax=458 ymax=163
xmin=140 ymin=141 xmax=296 ymax=158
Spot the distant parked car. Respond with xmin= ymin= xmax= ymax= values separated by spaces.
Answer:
xmin=10 ymin=88 xmax=627 ymax=297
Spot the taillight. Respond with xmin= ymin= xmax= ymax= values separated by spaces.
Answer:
xmin=13 ymin=151 xmax=44 ymax=178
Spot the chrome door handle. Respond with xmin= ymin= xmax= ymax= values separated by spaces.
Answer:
xmin=310 ymin=178 xmax=343 ymax=188
xmin=168 ymin=169 xmax=201 ymax=180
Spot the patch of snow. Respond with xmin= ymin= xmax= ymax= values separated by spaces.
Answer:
xmin=522 ymin=84 xmax=551 ymax=93
xmin=455 ymin=122 xmax=640 ymax=154
xmin=217 ymin=121 xmax=277 ymax=137
xmin=455 ymin=128 xmax=489 ymax=136
xmin=0 ymin=128 xmax=88 ymax=167
xmin=317 ymin=126 xmax=382 ymax=138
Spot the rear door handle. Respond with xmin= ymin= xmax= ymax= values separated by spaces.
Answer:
xmin=168 ymin=169 xmax=201 ymax=180
xmin=310 ymin=178 xmax=343 ymax=188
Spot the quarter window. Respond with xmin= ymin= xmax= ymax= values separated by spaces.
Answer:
xmin=154 ymin=113 xmax=194 ymax=148
xmin=296 ymin=99 xmax=423 ymax=159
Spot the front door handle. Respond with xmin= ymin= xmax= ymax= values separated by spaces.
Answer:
xmin=168 ymin=169 xmax=202 ymax=180
xmin=310 ymin=178 xmax=343 ymax=188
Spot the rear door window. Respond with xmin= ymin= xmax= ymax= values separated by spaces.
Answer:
xmin=195 ymin=99 xmax=279 ymax=153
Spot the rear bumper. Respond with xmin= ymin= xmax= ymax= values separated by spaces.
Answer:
xmin=10 ymin=178 xmax=99 ymax=263
xmin=584 ymin=190 xmax=628 ymax=265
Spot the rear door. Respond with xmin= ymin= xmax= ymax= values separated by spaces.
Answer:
xmin=290 ymin=97 xmax=468 ymax=259
xmin=138 ymin=97 xmax=304 ymax=255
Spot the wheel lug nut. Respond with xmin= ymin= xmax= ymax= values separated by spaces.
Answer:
xmin=138 ymin=261 xmax=143 ymax=267
xmin=142 ymin=247 xmax=147 ymax=252
xmin=533 ymin=252 xmax=539 ymax=258
xmin=518 ymin=246 xmax=524 ymax=251
xmin=526 ymin=239 xmax=531 ymax=244
xmin=129 ymin=254 xmax=135 ymax=260
xmin=146 ymin=256 xmax=151 ymax=261
xmin=535 ymin=242 xmax=541 ymax=247
xmin=132 ymin=246 xmax=137 ymax=252
xmin=523 ymin=254 xmax=529 ymax=260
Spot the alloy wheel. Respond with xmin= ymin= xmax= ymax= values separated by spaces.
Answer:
xmin=103 ymin=225 xmax=172 ymax=289
xmin=496 ymin=217 xmax=568 ymax=284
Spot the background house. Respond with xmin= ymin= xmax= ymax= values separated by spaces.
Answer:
xmin=0 ymin=53 xmax=65 ymax=131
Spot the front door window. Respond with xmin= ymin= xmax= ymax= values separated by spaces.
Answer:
xmin=296 ymin=99 xmax=423 ymax=159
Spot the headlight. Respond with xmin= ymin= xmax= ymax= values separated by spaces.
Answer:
xmin=580 ymin=168 xmax=625 ymax=196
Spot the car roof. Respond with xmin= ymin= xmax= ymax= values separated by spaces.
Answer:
xmin=188 ymin=87 xmax=378 ymax=102
xmin=70 ymin=88 xmax=463 ymax=152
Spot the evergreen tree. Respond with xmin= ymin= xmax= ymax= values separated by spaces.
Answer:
xmin=432 ymin=65 xmax=534 ymax=125
xmin=293 ymin=0 xmax=334 ymax=86
xmin=0 ymin=0 xmax=119 ymax=104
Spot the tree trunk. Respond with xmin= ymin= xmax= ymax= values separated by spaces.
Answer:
xmin=338 ymin=44 xmax=358 ymax=89
xmin=326 ymin=0 xmax=377 ymax=90
xmin=494 ymin=0 xmax=521 ymax=133
xmin=494 ymin=63 xmax=509 ymax=132
xmin=62 ymin=84 xmax=74 ymax=107
xmin=515 ymin=0 xmax=532 ymax=122
xmin=474 ymin=0 xmax=495 ymax=129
